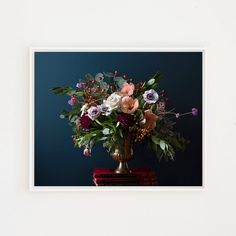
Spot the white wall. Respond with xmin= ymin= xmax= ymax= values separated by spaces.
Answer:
xmin=0 ymin=0 xmax=236 ymax=235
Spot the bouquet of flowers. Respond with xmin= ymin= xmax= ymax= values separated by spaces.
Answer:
xmin=52 ymin=70 xmax=198 ymax=161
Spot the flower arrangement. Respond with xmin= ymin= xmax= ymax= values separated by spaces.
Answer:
xmin=52 ymin=71 xmax=198 ymax=161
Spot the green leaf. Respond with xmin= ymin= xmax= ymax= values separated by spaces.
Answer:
xmin=69 ymin=115 xmax=78 ymax=123
xmin=147 ymin=78 xmax=155 ymax=86
xmin=160 ymin=140 xmax=166 ymax=150
xmin=51 ymin=87 xmax=77 ymax=96
xmin=100 ymin=137 xmax=108 ymax=141
xmin=151 ymin=136 xmax=160 ymax=145
xmin=152 ymin=72 xmax=161 ymax=82
xmin=84 ymin=73 xmax=94 ymax=82
xmin=114 ymin=76 xmax=126 ymax=89
xmin=95 ymin=73 xmax=104 ymax=81
xmin=103 ymin=72 xmax=114 ymax=78
xmin=75 ymin=91 xmax=83 ymax=97
xmin=119 ymin=129 xmax=123 ymax=138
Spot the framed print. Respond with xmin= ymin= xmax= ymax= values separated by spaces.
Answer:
xmin=29 ymin=48 xmax=204 ymax=190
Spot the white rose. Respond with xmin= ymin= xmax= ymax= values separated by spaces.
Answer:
xmin=103 ymin=93 xmax=121 ymax=111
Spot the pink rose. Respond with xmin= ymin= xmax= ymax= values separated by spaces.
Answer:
xmin=120 ymin=83 xmax=135 ymax=96
xmin=120 ymin=96 xmax=139 ymax=114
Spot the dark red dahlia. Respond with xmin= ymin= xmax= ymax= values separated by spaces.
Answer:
xmin=80 ymin=115 xmax=91 ymax=129
xmin=117 ymin=113 xmax=134 ymax=128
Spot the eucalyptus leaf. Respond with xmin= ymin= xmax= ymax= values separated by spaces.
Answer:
xmin=95 ymin=73 xmax=104 ymax=81
xmin=103 ymin=72 xmax=114 ymax=78
xmin=84 ymin=73 xmax=94 ymax=81
xmin=160 ymin=140 xmax=166 ymax=150
xmin=151 ymin=136 xmax=160 ymax=145
xmin=147 ymin=78 xmax=155 ymax=86
xmin=114 ymin=76 xmax=126 ymax=89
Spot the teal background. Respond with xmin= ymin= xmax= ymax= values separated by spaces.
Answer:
xmin=34 ymin=52 xmax=202 ymax=186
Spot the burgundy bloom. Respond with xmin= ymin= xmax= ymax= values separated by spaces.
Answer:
xmin=192 ymin=108 xmax=198 ymax=116
xmin=80 ymin=115 xmax=91 ymax=129
xmin=117 ymin=113 xmax=134 ymax=128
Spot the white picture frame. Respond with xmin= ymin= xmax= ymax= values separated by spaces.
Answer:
xmin=29 ymin=47 xmax=205 ymax=191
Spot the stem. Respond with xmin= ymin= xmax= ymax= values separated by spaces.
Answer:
xmin=178 ymin=112 xmax=192 ymax=116
xmin=159 ymin=111 xmax=176 ymax=115
xmin=94 ymin=119 xmax=103 ymax=126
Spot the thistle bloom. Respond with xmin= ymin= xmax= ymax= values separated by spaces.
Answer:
xmin=192 ymin=108 xmax=198 ymax=116
xmin=87 ymin=106 xmax=101 ymax=120
xmin=143 ymin=89 xmax=159 ymax=104
xmin=120 ymin=82 xmax=135 ymax=96
xmin=117 ymin=113 xmax=134 ymax=128
xmin=120 ymin=96 xmax=139 ymax=114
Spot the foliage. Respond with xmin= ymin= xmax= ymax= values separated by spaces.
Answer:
xmin=52 ymin=71 xmax=197 ymax=160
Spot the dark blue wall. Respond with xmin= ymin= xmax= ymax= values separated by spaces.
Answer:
xmin=35 ymin=52 xmax=202 ymax=186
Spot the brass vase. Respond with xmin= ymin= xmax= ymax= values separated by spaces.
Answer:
xmin=111 ymin=133 xmax=133 ymax=173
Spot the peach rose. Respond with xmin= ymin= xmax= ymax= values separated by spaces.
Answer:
xmin=120 ymin=96 xmax=139 ymax=114
xmin=120 ymin=83 xmax=135 ymax=96
xmin=140 ymin=109 xmax=158 ymax=130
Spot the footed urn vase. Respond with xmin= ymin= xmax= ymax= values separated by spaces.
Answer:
xmin=111 ymin=133 xmax=133 ymax=173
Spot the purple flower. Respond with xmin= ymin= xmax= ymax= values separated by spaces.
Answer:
xmin=143 ymin=89 xmax=159 ymax=104
xmin=175 ymin=113 xmax=180 ymax=118
xmin=117 ymin=113 xmax=134 ymax=128
xmin=68 ymin=97 xmax=76 ymax=106
xmin=100 ymin=104 xmax=112 ymax=116
xmin=80 ymin=115 xmax=91 ymax=129
xmin=76 ymin=82 xmax=85 ymax=89
xmin=192 ymin=108 xmax=198 ymax=116
xmin=87 ymin=106 xmax=101 ymax=120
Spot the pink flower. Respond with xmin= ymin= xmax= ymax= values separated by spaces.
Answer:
xmin=120 ymin=83 xmax=135 ymax=96
xmin=120 ymin=96 xmax=139 ymax=114
xmin=140 ymin=109 xmax=158 ymax=130
xmin=83 ymin=148 xmax=91 ymax=157
xmin=68 ymin=96 xmax=76 ymax=106
xmin=87 ymin=106 xmax=101 ymax=120
xmin=192 ymin=108 xmax=198 ymax=116
xmin=175 ymin=113 xmax=180 ymax=118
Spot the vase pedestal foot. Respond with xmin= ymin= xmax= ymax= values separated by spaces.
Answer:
xmin=114 ymin=162 xmax=131 ymax=174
